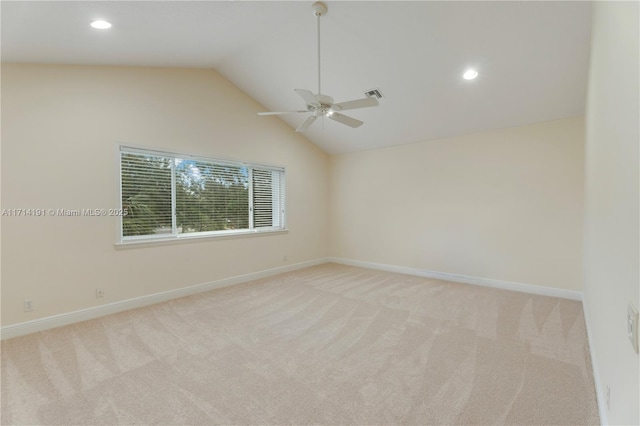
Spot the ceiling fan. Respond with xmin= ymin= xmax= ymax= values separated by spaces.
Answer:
xmin=258 ymin=1 xmax=379 ymax=132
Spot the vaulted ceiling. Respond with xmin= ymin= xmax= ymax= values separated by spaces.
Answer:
xmin=2 ymin=1 xmax=591 ymax=154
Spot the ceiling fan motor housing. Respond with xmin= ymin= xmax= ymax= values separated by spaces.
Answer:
xmin=306 ymin=94 xmax=334 ymax=115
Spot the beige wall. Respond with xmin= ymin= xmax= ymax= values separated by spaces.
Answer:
xmin=0 ymin=65 xmax=589 ymax=327
xmin=583 ymin=1 xmax=639 ymax=424
xmin=330 ymin=117 xmax=585 ymax=291
xmin=1 ymin=64 xmax=329 ymax=326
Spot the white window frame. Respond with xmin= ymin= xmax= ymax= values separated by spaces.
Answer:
xmin=116 ymin=145 xmax=286 ymax=246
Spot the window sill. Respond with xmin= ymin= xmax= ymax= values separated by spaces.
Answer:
xmin=115 ymin=228 xmax=288 ymax=249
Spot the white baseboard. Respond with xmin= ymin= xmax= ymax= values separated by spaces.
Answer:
xmin=0 ymin=258 xmax=329 ymax=340
xmin=328 ymin=257 xmax=583 ymax=301
xmin=582 ymin=298 xmax=607 ymax=426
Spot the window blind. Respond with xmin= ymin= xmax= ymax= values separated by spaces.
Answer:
xmin=252 ymin=168 xmax=285 ymax=229
xmin=121 ymin=152 xmax=173 ymax=237
xmin=119 ymin=147 xmax=285 ymax=242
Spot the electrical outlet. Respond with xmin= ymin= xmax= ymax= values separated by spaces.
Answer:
xmin=96 ymin=288 xmax=105 ymax=298
xmin=283 ymin=255 xmax=287 ymax=262
xmin=628 ymin=303 xmax=639 ymax=353
xmin=606 ymin=385 xmax=611 ymax=412
xmin=23 ymin=300 xmax=33 ymax=312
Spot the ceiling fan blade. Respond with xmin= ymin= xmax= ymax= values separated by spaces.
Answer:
xmin=294 ymin=89 xmax=319 ymax=106
xmin=295 ymin=115 xmax=318 ymax=132
xmin=258 ymin=110 xmax=308 ymax=116
xmin=328 ymin=112 xmax=363 ymax=128
xmin=332 ymin=97 xmax=379 ymax=111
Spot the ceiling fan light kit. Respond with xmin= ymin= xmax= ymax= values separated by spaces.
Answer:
xmin=258 ymin=1 xmax=379 ymax=132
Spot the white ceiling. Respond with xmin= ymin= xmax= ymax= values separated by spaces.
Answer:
xmin=2 ymin=1 xmax=591 ymax=154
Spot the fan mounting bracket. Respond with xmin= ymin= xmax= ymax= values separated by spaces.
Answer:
xmin=312 ymin=2 xmax=327 ymax=17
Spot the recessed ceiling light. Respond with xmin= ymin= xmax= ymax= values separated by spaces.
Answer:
xmin=90 ymin=20 xmax=112 ymax=30
xmin=463 ymin=69 xmax=478 ymax=80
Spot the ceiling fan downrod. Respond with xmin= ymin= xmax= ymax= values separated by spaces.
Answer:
xmin=313 ymin=2 xmax=327 ymax=96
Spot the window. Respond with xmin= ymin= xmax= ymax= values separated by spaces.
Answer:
xmin=119 ymin=146 xmax=285 ymax=243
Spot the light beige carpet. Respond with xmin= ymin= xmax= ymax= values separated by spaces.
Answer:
xmin=1 ymin=263 xmax=599 ymax=425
